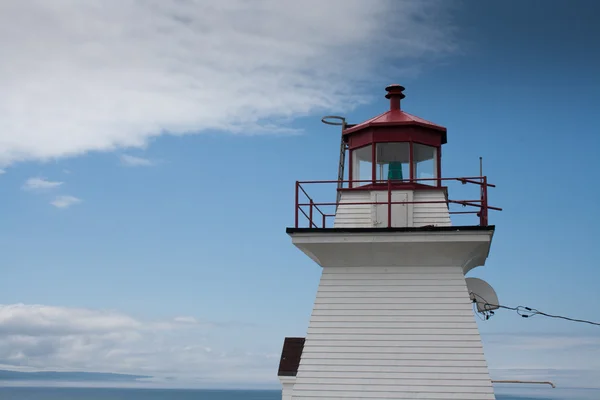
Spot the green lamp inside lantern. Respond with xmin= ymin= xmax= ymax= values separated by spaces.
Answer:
xmin=387 ymin=162 xmax=404 ymax=181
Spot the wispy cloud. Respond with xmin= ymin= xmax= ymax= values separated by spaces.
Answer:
xmin=51 ymin=195 xmax=82 ymax=209
xmin=0 ymin=169 xmax=5 ymax=175
xmin=22 ymin=177 xmax=63 ymax=191
xmin=120 ymin=154 xmax=154 ymax=167
xmin=0 ymin=304 xmax=271 ymax=388
xmin=0 ymin=0 xmax=458 ymax=166
xmin=173 ymin=316 xmax=199 ymax=324
xmin=22 ymin=177 xmax=81 ymax=208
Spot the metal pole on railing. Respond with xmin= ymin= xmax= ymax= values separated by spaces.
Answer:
xmin=295 ymin=181 xmax=299 ymax=228
xmin=322 ymin=213 xmax=326 ymax=228
xmin=387 ymin=179 xmax=392 ymax=228
xmin=309 ymin=199 xmax=314 ymax=228
xmin=481 ymin=176 xmax=489 ymax=226
xmin=479 ymin=157 xmax=484 ymax=221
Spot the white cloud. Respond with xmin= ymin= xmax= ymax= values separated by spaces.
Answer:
xmin=0 ymin=304 xmax=275 ymax=388
xmin=51 ymin=195 xmax=82 ymax=209
xmin=22 ymin=177 xmax=81 ymax=208
xmin=2 ymin=305 xmax=599 ymax=390
xmin=0 ymin=0 xmax=457 ymax=166
xmin=173 ymin=316 xmax=199 ymax=324
xmin=22 ymin=177 xmax=63 ymax=191
xmin=0 ymin=304 xmax=141 ymax=336
xmin=120 ymin=154 xmax=154 ymax=167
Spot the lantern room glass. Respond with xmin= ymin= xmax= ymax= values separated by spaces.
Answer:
xmin=413 ymin=143 xmax=438 ymax=185
xmin=351 ymin=145 xmax=372 ymax=186
xmin=351 ymin=142 xmax=439 ymax=187
xmin=376 ymin=143 xmax=410 ymax=183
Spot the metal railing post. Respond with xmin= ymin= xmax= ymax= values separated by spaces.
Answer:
xmin=309 ymin=199 xmax=314 ymax=228
xmin=387 ymin=179 xmax=392 ymax=228
xmin=295 ymin=181 xmax=299 ymax=228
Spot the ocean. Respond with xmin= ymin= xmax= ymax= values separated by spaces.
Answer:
xmin=0 ymin=387 xmax=579 ymax=400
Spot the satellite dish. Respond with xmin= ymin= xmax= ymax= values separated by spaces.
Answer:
xmin=466 ymin=277 xmax=499 ymax=312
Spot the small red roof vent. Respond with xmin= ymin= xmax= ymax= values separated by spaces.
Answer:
xmin=385 ymin=84 xmax=406 ymax=111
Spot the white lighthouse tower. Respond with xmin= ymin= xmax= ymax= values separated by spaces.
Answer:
xmin=277 ymin=84 xmax=501 ymax=400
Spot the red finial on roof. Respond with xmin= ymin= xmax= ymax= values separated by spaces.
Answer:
xmin=385 ymin=84 xmax=405 ymax=111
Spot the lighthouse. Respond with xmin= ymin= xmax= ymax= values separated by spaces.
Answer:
xmin=277 ymin=85 xmax=501 ymax=399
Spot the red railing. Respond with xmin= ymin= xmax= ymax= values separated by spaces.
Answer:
xmin=294 ymin=177 xmax=501 ymax=229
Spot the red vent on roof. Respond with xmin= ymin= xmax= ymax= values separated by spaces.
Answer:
xmin=385 ymin=84 xmax=405 ymax=111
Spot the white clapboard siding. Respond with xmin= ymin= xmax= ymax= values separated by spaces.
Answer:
xmin=291 ymin=265 xmax=495 ymax=400
xmin=333 ymin=189 xmax=451 ymax=228
xmin=413 ymin=190 xmax=452 ymax=227
xmin=279 ymin=377 xmax=295 ymax=400
xmin=299 ymin=365 xmax=491 ymax=374
xmin=299 ymin=371 xmax=490 ymax=380
xmin=333 ymin=191 xmax=373 ymax=228
xmin=292 ymin=392 xmax=491 ymax=400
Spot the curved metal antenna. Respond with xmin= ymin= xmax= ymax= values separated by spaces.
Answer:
xmin=321 ymin=116 xmax=348 ymax=209
xmin=321 ymin=115 xmax=346 ymax=126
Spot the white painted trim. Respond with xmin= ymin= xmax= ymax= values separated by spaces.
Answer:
xmin=289 ymin=230 xmax=493 ymax=273
xmin=290 ymin=230 xmax=493 ymax=244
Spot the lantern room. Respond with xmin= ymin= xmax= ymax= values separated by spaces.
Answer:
xmin=344 ymin=84 xmax=447 ymax=189
xmin=291 ymin=84 xmax=500 ymax=230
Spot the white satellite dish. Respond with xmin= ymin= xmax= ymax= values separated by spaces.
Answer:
xmin=466 ymin=277 xmax=499 ymax=313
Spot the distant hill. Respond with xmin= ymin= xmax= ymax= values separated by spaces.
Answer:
xmin=0 ymin=370 xmax=151 ymax=382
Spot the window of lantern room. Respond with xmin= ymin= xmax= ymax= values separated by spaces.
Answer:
xmin=351 ymin=145 xmax=373 ymax=186
xmin=413 ymin=143 xmax=438 ymax=186
xmin=376 ymin=142 xmax=410 ymax=183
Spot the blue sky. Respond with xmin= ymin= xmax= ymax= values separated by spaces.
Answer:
xmin=1 ymin=0 xmax=599 ymax=397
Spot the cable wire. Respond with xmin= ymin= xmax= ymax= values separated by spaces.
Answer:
xmin=470 ymin=292 xmax=600 ymax=327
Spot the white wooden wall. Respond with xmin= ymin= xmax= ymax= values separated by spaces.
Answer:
xmin=333 ymin=190 xmax=451 ymax=228
xmin=413 ymin=190 xmax=452 ymax=227
xmin=333 ymin=191 xmax=373 ymax=228
xmin=291 ymin=266 xmax=495 ymax=400
xmin=280 ymin=376 xmax=295 ymax=400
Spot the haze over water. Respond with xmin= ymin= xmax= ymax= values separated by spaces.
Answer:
xmin=1 ymin=387 xmax=599 ymax=400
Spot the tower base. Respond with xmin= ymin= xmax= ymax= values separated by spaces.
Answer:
xmin=285 ymin=226 xmax=496 ymax=400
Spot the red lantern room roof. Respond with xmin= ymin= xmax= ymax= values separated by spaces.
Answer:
xmin=343 ymin=84 xmax=447 ymax=143
xmin=343 ymin=109 xmax=447 ymax=134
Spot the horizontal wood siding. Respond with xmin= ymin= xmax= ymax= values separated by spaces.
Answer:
xmin=291 ymin=266 xmax=495 ymax=400
xmin=333 ymin=191 xmax=373 ymax=228
xmin=334 ymin=190 xmax=451 ymax=228
xmin=413 ymin=190 xmax=452 ymax=227
xmin=279 ymin=377 xmax=295 ymax=400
